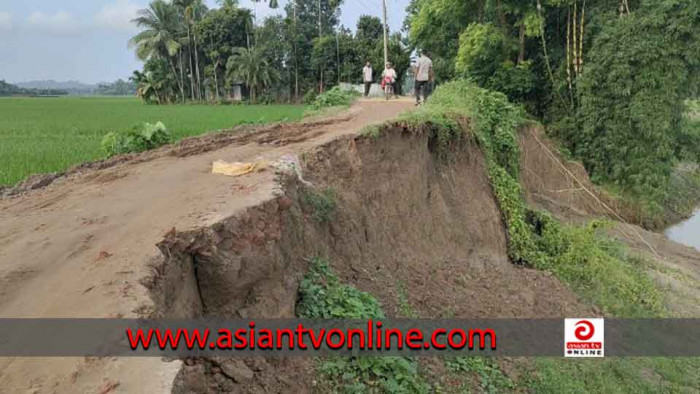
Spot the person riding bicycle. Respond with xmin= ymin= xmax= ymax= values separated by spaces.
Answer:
xmin=381 ymin=62 xmax=397 ymax=98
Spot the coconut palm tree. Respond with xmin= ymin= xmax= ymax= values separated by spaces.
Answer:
xmin=129 ymin=0 xmax=185 ymax=102
xmin=226 ymin=46 xmax=278 ymax=103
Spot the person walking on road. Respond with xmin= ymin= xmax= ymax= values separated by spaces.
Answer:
xmin=414 ymin=50 xmax=434 ymax=105
xmin=382 ymin=62 xmax=397 ymax=99
xmin=363 ymin=61 xmax=373 ymax=98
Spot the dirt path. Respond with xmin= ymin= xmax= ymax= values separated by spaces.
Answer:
xmin=0 ymin=99 xmax=413 ymax=393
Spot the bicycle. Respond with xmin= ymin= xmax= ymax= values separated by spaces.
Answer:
xmin=384 ymin=84 xmax=394 ymax=100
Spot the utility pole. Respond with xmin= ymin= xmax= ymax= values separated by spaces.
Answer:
xmin=318 ymin=0 xmax=324 ymax=93
xmin=293 ymin=1 xmax=299 ymax=100
xmin=382 ymin=0 xmax=388 ymax=66
xmin=336 ymin=31 xmax=341 ymax=84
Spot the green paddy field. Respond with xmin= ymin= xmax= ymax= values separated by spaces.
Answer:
xmin=0 ymin=97 xmax=305 ymax=186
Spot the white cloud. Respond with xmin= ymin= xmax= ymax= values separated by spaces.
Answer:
xmin=0 ymin=12 xmax=13 ymax=31
xmin=27 ymin=11 xmax=80 ymax=35
xmin=94 ymin=0 xmax=140 ymax=33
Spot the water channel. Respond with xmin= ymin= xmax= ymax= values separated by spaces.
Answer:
xmin=666 ymin=208 xmax=700 ymax=250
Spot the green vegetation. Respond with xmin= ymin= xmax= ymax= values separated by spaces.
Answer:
xmin=311 ymin=86 xmax=359 ymax=110
xmin=301 ymin=187 xmax=338 ymax=223
xmin=129 ymin=0 xmax=410 ymax=104
xmin=297 ymin=257 xmax=428 ymax=393
xmin=225 ymin=46 xmax=279 ymax=104
xmin=395 ymin=79 xmax=696 ymax=391
xmin=565 ymin=1 xmax=700 ymax=217
xmin=445 ymin=357 xmax=513 ymax=393
xmin=405 ymin=80 xmax=662 ymax=318
xmin=406 ymin=0 xmax=700 ymax=225
xmin=0 ymin=97 xmax=305 ymax=186
xmin=297 ymin=257 xmax=382 ymax=319
xmin=101 ymin=121 xmax=171 ymax=157
xmin=528 ymin=358 xmax=700 ymax=393
xmin=531 ymin=215 xmax=663 ymax=317
xmin=0 ymin=80 xmax=68 ymax=97
xmin=95 ymin=79 xmax=138 ymax=96
xmin=395 ymin=280 xmax=417 ymax=318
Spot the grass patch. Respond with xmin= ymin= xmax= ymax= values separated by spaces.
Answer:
xmin=0 ymin=96 xmax=305 ymax=185
xmin=360 ymin=124 xmax=383 ymax=139
xmin=528 ymin=358 xmax=700 ymax=393
xmin=297 ymin=257 xmax=428 ymax=393
xmin=530 ymin=214 xmax=663 ymax=317
xmin=445 ymin=357 xmax=514 ymax=393
xmin=301 ymin=187 xmax=338 ymax=223
xmin=395 ymin=280 xmax=417 ymax=318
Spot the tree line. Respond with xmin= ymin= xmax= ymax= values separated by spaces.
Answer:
xmin=129 ymin=0 xmax=411 ymax=105
xmin=405 ymin=0 xmax=700 ymax=215
xmin=0 ymin=80 xmax=69 ymax=97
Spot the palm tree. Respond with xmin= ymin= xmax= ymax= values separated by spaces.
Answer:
xmin=131 ymin=71 xmax=162 ymax=104
xmin=226 ymin=46 xmax=278 ymax=103
xmin=129 ymin=0 xmax=185 ymax=102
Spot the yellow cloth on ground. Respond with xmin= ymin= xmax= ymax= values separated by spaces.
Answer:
xmin=211 ymin=160 xmax=265 ymax=176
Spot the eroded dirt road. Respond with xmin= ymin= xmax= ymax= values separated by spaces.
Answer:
xmin=0 ymin=99 xmax=413 ymax=393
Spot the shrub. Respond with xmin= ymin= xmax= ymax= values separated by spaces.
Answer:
xmin=302 ymin=89 xmax=317 ymax=105
xmin=297 ymin=257 xmax=383 ymax=319
xmin=297 ymin=258 xmax=428 ymax=393
xmin=301 ymin=187 xmax=337 ymax=223
xmin=311 ymin=86 xmax=359 ymax=110
xmin=101 ymin=121 xmax=171 ymax=157
xmin=446 ymin=357 xmax=514 ymax=393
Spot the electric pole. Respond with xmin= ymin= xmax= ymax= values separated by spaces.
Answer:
xmin=318 ymin=0 xmax=324 ymax=93
xmin=382 ymin=0 xmax=388 ymax=66
xmin=336 ymin=31 xmax=341 ymax=84
xmin=293 ymin=1 xmax=299 ymax=100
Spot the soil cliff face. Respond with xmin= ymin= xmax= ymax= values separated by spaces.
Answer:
xmin=153 ymin=125 xmax=585 ymax=392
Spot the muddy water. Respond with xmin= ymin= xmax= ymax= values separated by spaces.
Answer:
xmin=666 ymin=209 xmax=700 ymax=250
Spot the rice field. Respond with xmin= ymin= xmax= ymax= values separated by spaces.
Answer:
xmin=0 ymin=96 xmax=306 ymax=186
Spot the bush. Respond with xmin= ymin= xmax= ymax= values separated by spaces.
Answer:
xmin=297 ymin=258 xmax=428 ymax=393
xmin=301 ymin=187 xmax=338 ymax=223
xmin=311 ymin=86 xmax=359 ymax=110
xmin=297 ymin=257 xmax=383 ymax=319
xmin=302 ymin=89 xmax=317 ymax=105
xmin=101 ymin=121 xmax=171 ymax=157
xmin=455 ymin=23 xmax=535 ymax=104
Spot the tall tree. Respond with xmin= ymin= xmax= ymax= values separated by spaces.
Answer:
xmin=175 ymin=0 xmax=208 ymax=100
xmin=196 ymin=2 xmax=253 ymax=98
xmin=226 ymin=46 xmax=279 ymax=103
xmin=130 ymin=0 xmax=186 ymax=102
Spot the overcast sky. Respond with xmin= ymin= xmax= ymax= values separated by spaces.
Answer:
xmin=0 ymin=0 xmax=410 ymax=84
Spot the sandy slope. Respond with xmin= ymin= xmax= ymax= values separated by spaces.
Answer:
xmin=0 ymin=99 xmax=414 ymax=394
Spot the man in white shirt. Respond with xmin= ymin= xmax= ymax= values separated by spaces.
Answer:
xmin=362 ymin=61 xmax=373 ymax=97
xmin=414 ymin=50 xmax=434 ymax=105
